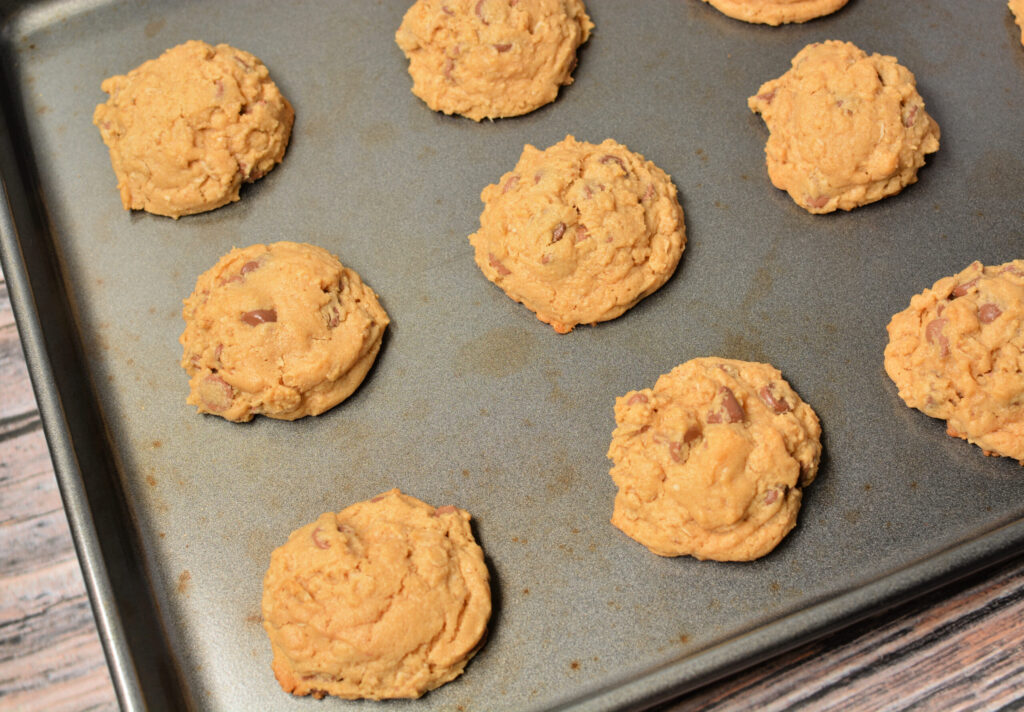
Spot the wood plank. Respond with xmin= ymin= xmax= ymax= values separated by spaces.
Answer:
xmin=0 ymin=632 xmax=116 ymax=712
xmin=0 ymin=473 xmax=77 ymax=579
xmin=0 ymin=558 xmax=97 ymax=666
xmin=0 ymin=271 xmax=118 ymax=712
xmin=0 ymin=277 xmax=40 ymax=443
xmin=0 ymin=412 xmax=50 ymax=489
xmin=662 ymin=556 xmax=1024 ymax=710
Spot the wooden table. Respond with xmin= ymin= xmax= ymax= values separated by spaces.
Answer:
xmin=2 ymin=265 xmax=1023 ymax=712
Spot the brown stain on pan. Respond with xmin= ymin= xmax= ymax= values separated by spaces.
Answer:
xmin=144 ymin=18 xmax=165 ymax=38
xmin=455 ymin=326 xmax=537 ymax=378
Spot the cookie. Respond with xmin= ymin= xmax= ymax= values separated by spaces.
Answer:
xmin=1012 ymin=0 xmax=1024 ymax=46
xmin=93 ymin=40 xmax=293 ymax=218
xmin=607 ymin=358 xmax=822 ymax=561
xmin=884 ymin=260 xmax=1024 ymax=464
xmin=748 ymin=40 xmax=940 ymax=214
xmin=395 ymin=0 xmax=593 ymax=121
xmin=468 ymin=135 xmax=686 ymax=333
xmin=701 ymin=0 xmax=849 ymax=25
xmin=180 ymin=242 xmax=388 ymax=422
xmin=261 ymin=489 xmax=491 ymax=700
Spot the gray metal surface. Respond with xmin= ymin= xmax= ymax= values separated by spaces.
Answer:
xmin=1 ymin=0 xmax=1023 ymax=710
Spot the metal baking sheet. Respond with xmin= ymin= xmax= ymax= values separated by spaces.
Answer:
xmin=2 ymin=1 xmax=1023 ymax=710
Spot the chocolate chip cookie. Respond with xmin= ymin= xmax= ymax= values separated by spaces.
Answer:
xmin=262 ymin=490 xmax=491 ymax=699
xmin=884 ymin=260 xmax=1024 ymax=464
xmin=180 ymin=242 xmax=388 ymax=422
xmin=748 ymin=40 xmax=940 ymax=214
xmin=607 ymin=358 xmax=822 ymax=561
xmin=94 ymin=40 xmax=293 ymax=218
xmin=395 ymin=0 xmax=592 ymax=120
xmin=469 ymin=135 xmax=686 ymax=333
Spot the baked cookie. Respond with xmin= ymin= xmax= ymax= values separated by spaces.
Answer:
xmin=607 ymin=358 xmax=822 ymax=561
xmin=395 ymin=0 xmax=593 ymax=121
xmin=748 ymin=40 xmax=940 ymax=214
xmin=468 ymin=135 xmax=686 ymax=333
xmin=93 ymin=40 xmax=293 ymax=218
xmin=884 ymin=260 xmax=1024 ymax=464
xmin=1011 ymin=0 xmax=1024 ymax=46
xmin=180 ymin=242 xmax=388 ymax=422
xmin=701 ymin=0 xmax=849 ymax=25
xmin=262 ymin=489 xmax=491 ymax=700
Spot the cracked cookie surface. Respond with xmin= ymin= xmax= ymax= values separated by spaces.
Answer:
xmin=701 ymin=0 xmax=849 ymax=25
xmin=180 ymin=242 xmax=388 ymax=422
xmin=93 ymin=40 xmax=293 ymax=218
xmin=395 ymin=0 xmax=592 ymax=120
xmin=884 ymin=260 xmax=1024 ymax=464
xmin=607 ymin=358 xmax=821 ymax=561
xmin=748 ymin=40 xmax=939 ymax=214
xmin=468 ymin=135 xmax=685 ymax=333
xmin=261 ymin=489 xmax=491 ymax=700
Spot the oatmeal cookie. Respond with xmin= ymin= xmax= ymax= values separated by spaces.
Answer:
xmin=884 ymin=260 xmax=1024 ymax=463
xmin=468 ymin=135 xmax=685 ymax=333
xmin=748 ymin=40 xmax=939 ymax=214
xmin=607 ymin=358 xmax=822 ymax=561
xmin=180 ymin=242 xmax=388 ymax=422
xmin=93 ymin=40 xmax=293 ymax=217
xmin=1011 ymin=0 xmax=1024 ymax=46
xmin=395 ymin=0 xmax=592 ymax=120
xmin=262 ymin=490 xmax=491 ymax=699
xmin=701 ymin=0 xmax=849 ymax=25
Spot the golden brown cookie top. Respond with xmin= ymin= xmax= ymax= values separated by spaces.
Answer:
xmin=468 ymin=135 xmax=686 ymax=333
xmin=261 ymin=489 xmax=491 ymax=700
xmin=93 ymin=40 xmax=293 ymax=218
xmin=180 ymin=242 xmax=388 ymax=422
xmin=748 ymin=40 xmax=939 ymax=214
xmin=607 ymin=358 xmax=821 ymax=561
xmin=884 ymin=260 xmax=1024 ymax=464
xmin=702 ymin=0 xmax=849 ymax=25
xmin=395 ymin=0 xmax=593 ymax=120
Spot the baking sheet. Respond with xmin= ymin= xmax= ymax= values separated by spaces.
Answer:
xmin=1 ymin=0 xmax=1023 ymax=710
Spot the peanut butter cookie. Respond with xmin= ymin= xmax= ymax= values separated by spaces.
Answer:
xmin=180 ymin=242 xmax=388 ymax=422
xmin=748 ymin=40 xmax=939 ymax=214
xmin=395 ymin=0 xmax=592 ymax=120
xmin=607 ymin=358 xmax=822 ymax=561
xmin=468 ymin=135 xmax=686 ymax=333
xmin=93 ymin=40 xmax=293 ymax=218
xmin=884 ymin=260 xmax=1024 ymax=464
xmin=262 ymin=490 xmax=491 ymax=699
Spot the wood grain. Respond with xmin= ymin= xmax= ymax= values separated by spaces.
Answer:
xmin=0 ymin=264 xmax=1022 ymax=712
xmin=661 ymin=557 xmax=1024 ymax=711
xmin=0 ymin=275 xmax=117 ymax=712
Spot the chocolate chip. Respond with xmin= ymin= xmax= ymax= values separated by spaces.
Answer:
xmin=951 ymin=278 xmax=978 ymax=297
xmin=759 ymin=384 xmax=791 ymax=414
xmin=720 ymin=387 xmax=744 ymax=423
xmin=488 ymin=253 xmax=512 ymax=276
xmin=241 ymin=309 xmax=277 ymax=326
xmin=925 ymin=318 xmax=950 ymax=357
xmin=978 ymin=303 xmax=1002 ymax=324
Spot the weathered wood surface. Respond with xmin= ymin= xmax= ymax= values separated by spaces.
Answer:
xmin=1 ymin=266 xmax=1022 ymax=711
xmin=0 ymin=273 xmax=117 ymax=712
